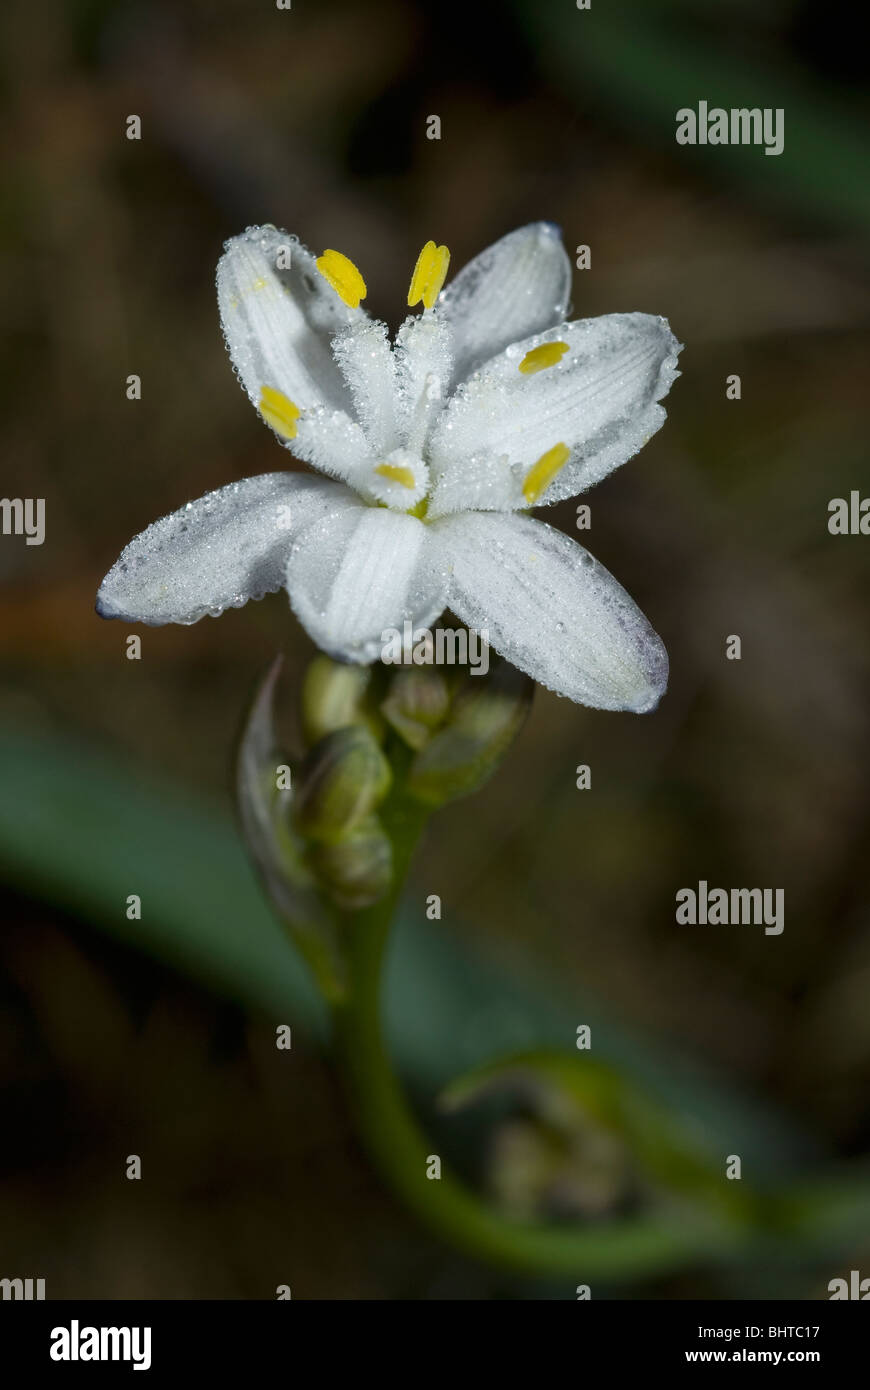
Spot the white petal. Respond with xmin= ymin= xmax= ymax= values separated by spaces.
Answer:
xmin=435 ymin=223 xmax=571 ymax=387
xmin=217 ymin=226 xmax=364 ymax=418
xmin=331 ymin=318 xmax=398 ymax=457
xmin=292 ymin=406 xmax=374 ymax=489
xmin=427 ymin=449 xmax=521 ymax=517
xmin=287 ymin=505 xmax=447 ymax=663
xmin=427 ymin=313 xmax=681 ymax=517
xmin=96 ymin=474 xmax=356 ymax=626
xmin=393 ymin=312 xmax=453 ymax=454
xmin=431 ymin=510 xmax=668 ymax=711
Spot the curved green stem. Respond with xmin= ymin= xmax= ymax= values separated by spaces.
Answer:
xmin=332 ymin=791 xmax=746 ymax=1281
xmin=242 ymin=655 xmax=870 ymax=1281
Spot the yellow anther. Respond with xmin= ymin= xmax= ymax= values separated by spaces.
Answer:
xmin=519 ymin=341 xmax=570 ymax=375
xmin=259 ymin=385 xmax=301 ymax=440
xmin=522 ymin=442 xmax=571 ymax=504
xmin=315 ymin=249 xmax=367 ymax=308
xmin=407 ymin=240 xmax=451 ymax=310
xmin=375 ymin=462 xmax=416 ymax=489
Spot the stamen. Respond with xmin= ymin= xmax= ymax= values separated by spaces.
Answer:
xmin=375 ymin=462 xmax=416 ymax=489
xmin=259 ymin=385 xmax=301 ymax=440
xmin=518 ymin=341 xmax=570 ymax=375
xmin=522 ymin=442 xmax=570 ymax=504
xmin=407 ymin=240 xmax=451 ymax=310
xmin=316 ymin=249 xmax=367 ymax=308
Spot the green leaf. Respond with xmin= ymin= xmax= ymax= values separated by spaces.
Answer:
xmin=515 ymin=0 xmax=870 ymax=234
xmin=0 ymin=722 xmax=329 ymax=1039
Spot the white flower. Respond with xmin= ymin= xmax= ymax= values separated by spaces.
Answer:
xmin=97 ymin=224 xmax=681 ymax=711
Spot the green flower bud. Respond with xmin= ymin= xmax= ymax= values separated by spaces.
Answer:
xmin=300 ymin=656 xmax=385 ymax=746
xmin=308 ymin=814 xmax=393 ymax=910
xmin=490 ymin=1117 xmax=632 ymax=1221
xmin=380 ymin=666 xmax=451 ymax=751
xmin=442 ymin=1051 xmax=632 ymax=1219
xmin=405 ymin=657 xmax=533 ymax=806
xmin=292 ymin=725 xmax=392 ymax=842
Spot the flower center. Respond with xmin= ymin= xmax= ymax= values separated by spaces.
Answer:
xmin=255 ymin=242 xmax=576 ymax=519
xmin=370 ymin=448 xmax=430 ymax=511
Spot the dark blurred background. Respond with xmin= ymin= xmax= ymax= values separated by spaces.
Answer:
xmin=1 ymin=0 xmax=869 ymax=1298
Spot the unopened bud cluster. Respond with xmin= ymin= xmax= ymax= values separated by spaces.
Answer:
xmin=293 ymin=723 xmax=393 ymax=910
xmin=242 ymin=641 xmax=533 ymax=923
xmin=292 ymin=647 xmax=532 ymax=907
